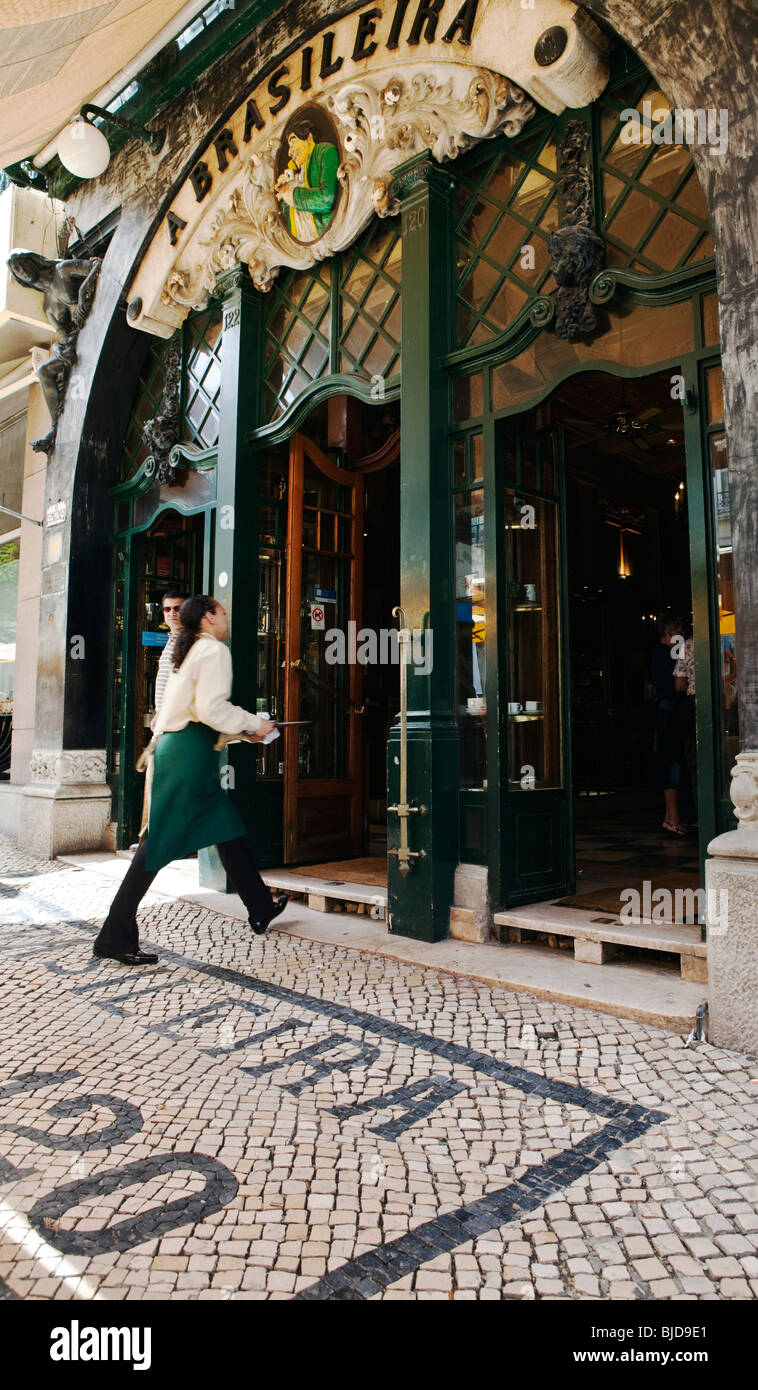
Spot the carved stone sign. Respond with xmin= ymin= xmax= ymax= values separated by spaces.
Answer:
xmin=127 ymin=0 xmax=609 ymax=336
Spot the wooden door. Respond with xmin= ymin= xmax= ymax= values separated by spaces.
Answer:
xmin=283 ymin=434 xmax=364 ymax=862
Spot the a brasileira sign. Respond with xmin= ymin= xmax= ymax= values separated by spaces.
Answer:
xmin=127 ymin=0 xmax=609 ymax=337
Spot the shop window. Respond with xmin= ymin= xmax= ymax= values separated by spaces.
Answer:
xmin=452 ymin=371 xmax=484 ymax=423
xmin=491 ymin=297 xmax=695 ymax=412
xmin=504 ymin=489 xmax=562 ymax=791
xmin=598 ymin=78 xmax=711 ymax=274
xmin=702 ymin=291 xmax=721 ymax=349
xmin=264 ymin=264 xmax=332 ymax=420
xmin=709 ymin=429 xmax=738 ymax=796
xmin=109 ymin=571 xmax=125 ymax=779
xmin=454 ymin=460 xmax=486 ymax=789
xmin=339 ymin=219 xmax=402 ymax=383
xmin=454 ymin=122 xmax=559 ymax=350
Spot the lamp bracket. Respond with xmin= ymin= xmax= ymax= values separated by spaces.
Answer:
xmin=80 ymin=104 xmax=165 ymax=156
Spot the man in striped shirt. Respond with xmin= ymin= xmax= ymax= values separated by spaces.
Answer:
xmin=135 ymin=590 xmax=186 ymax=844
xmin=151 ymin=590 xmax=186 ymax=728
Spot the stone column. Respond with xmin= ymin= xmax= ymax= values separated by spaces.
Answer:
xmin=20 ymin=749 xmax=111 ymax=859
xmin=16 ymin=213 xmax=152 ymax=860
xmin=707 ymin=757 xmax=758 ymax=1053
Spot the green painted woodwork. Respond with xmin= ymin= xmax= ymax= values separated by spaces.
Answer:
xmin=211 ymin=267 xmax=266 ymax=870
xmin=386 ymin=149 xmax=459 ymax=943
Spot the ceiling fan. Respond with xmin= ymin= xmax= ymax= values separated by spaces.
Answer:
xmin=600 ymin=406 xmax=656 ymax=452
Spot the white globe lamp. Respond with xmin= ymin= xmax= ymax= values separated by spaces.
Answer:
xmin=57 ymin=117 xmax=111 ymax=179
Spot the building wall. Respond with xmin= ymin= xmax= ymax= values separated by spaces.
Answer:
xmin=10 ymin=380 xmax=46 ymax=785
xmin=0 ymin=411 xmax=24 ymax=517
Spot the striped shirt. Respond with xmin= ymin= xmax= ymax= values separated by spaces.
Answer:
xmin=674 ymin=637 xmax=696 ymax=696
xmin=154 ymin=633 xmax=177 ymax=714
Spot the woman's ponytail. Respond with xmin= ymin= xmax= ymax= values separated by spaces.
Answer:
xmin=172 ymin=595 xmax=217 ymax=670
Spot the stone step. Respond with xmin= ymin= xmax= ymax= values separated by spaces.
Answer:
xmin=493 ymin=902 xmax=707 ymax=982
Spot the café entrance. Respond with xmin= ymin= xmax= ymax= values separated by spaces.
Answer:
xmin=262 ymin=396 xmax=400 ymax=872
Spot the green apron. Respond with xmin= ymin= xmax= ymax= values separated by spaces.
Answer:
xmin=144 ymin=722 xmax=245 ymax=872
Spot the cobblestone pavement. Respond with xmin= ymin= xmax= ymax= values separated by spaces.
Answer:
xmin=1 ymin=834 xmax=758 ymax=1302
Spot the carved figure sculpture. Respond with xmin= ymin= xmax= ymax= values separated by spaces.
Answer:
xmin=548 ymin=120 xmax=605 ymax=340
xmin=142 ymin=335 xmax=182 ymax=484
xmin=7 ymin=249 xmax=101 ymax=454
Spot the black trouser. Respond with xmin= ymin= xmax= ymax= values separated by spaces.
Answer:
xmin=94 ymin=836 xmax=276 ymax=956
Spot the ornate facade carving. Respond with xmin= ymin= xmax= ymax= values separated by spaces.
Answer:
xmin=730 ymin=752 xmax=758 ymax=824
xmin=6 ymin=251 xmax=101 ymax=454
xmin=30 ymin=749 xmax=108 ymax=785
xmin=160 ymin=67 xmax=536 ymax=310
xmin=142 ymin=335 xmax=183 ymax=484
xmin=548 ymin=119 xmax=605 ymax=340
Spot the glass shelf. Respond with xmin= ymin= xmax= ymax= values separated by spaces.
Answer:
xmin=504 ymin=487 xmax=562 ymax=789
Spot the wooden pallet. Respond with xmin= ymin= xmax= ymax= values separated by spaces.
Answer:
xmin=492 ymin=902 xmax=707 ymax=982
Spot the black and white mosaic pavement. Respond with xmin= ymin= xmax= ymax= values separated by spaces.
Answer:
xmin=1 ymin=836 xmax=757 ymax=1300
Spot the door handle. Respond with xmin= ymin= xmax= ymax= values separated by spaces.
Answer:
xmin=387 ymin=606 xmax=426 ymax=876
xmin=290 ymin=658 xmax=364 ymax=713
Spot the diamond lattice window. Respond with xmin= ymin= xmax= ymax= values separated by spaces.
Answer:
xmin=264 ymin=264 xmax=332 ymax=420
xmin=183 ymin=308 xmax=223 ymax=448
xmin=454 ymin=122 xmax=559 ymax=350
xmin=339 ymin=219 xmax=401 ymax=382
xmin=598 ymin=76 xmax=712 ymax=273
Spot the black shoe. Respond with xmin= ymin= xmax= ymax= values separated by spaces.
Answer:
xmin=251 ymin=894 xmax=288 ymax=935
xmin=93 ymin=944 xmax=158 ymax=965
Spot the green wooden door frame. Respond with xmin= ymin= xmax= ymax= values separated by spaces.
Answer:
xmin=478 ymin=341 xmax=727 ymax=908
xmin=386 ymin=149 xmax=460 ymax=942
xmin=106 ymin=450 xmax=218 ymax=850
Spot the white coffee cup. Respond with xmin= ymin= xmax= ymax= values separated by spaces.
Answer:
xmin=525 ymin=700 xmax=543 ymax=713
xmin=508 ymin=702 xmax=523 ymax=714
xmin=467 ymin=696 xmax=486 ymax=715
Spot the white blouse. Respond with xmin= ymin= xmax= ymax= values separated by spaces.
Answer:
xmin=152 ymin=634 xmax=264 ymax=740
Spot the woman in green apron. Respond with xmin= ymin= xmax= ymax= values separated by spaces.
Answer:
xmin=93 ymin=595 xmax=287 ymax=965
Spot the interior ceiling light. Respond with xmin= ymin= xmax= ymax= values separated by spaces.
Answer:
xmin=56 ymin=104 xmax=164 ymax=179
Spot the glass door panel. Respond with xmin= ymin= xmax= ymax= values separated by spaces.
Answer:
xmin=704 ymin=357 xmax=739 ymax=802
xmin=505 ymin=490 xmax=562 ymax=790
xmin=497 ymin=418 xmax=572 ymax=906
xmin=283 ymin=434 xmax=364 ymax=862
